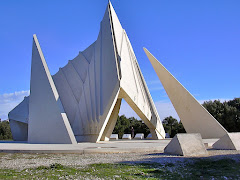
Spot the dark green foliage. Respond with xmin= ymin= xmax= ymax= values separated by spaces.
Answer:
xmin=0 ymin=120 xmax=12 ymax=140
xmin=202 ymin=98 xmax=240 ymax=132
xmin=162 ymin=116 xmax=186 ymax=138
xmin=112 ymin=115 xmax=130 ymax=138
xmin=177 ymin=121 xmax=186 ymax=133
xmin=162 ymin=97 xmax=240 ymax=137
xmin=124 ymin=117 xmax=150 ymax=138
xmin=113 ymin=115 xmax=150 ymax=138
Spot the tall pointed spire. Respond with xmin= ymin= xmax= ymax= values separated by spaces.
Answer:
xmin=144 ymin=48 xmax=227 ymax=139
xmin=28 ymin=34 xmax=77 ymax=144
xmin=108 ymin=1 xmax=124 ymax=54
xmin=101 ymin=2 xmax=166 ymax=139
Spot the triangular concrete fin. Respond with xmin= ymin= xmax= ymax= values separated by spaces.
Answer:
xmin=144 ymin=48 xmax=228 ymax=139
xmin=164 ymin=134 xmax=207 ymax=156
xmin=28 ymin=34 xmax=77 ymax=144
xmin=213 ymin=133 xmax=240 ymax=150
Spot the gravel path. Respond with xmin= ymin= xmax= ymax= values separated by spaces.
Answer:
xmin=1 ymin=150 xmax=240 ymax=170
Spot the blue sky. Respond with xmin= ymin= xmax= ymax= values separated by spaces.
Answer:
xmin=0 ymin=0 xmax=239 ymax=120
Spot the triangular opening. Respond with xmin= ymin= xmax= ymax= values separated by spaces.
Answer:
xmin=100 ymin=97 xmax=151 ymax=141
xmin=119 ymin=99 xmax=140 ymax=120
xmin=113 ymin=98 xmax=150 ymax=139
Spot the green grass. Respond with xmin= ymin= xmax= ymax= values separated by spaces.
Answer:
xmin=0 ymin=159 xmax=240 ymax=179
xmin=186 ymin=159 xmax=240 ymax=179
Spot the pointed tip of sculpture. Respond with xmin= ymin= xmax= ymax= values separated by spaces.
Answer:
xmin=32 ymin=34 xmax=39 ymax=45
xmin=33 ymin=34 xmax=37 ymax=39
xmin=143 ymin=47 xmax=150 ymax=55
xmin=143 ymin=48 xmax=161 ymax=65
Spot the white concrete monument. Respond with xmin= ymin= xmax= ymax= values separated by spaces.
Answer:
xmin=144 ymin=48 xmax=228 ymax=139
xmin=8 ymin=2 xmax=165 ymax=143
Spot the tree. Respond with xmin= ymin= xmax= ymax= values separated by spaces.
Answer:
xmin=202 ymin=100 xmax=225 ymax=126
xmin=113 ymin=116 xmax=150 ymax=138
xmin=162 ymin=116 xmax=186 ymax=138
xmin=177 ymin=121 xmax=186 ymax=133
xmin=162 ymin=116 xmax=178 ymax=137
xmin=202 ymin=98 xmax=240 ymax=132
xmin=227 ymin=98 xmax=240 ymax=129
xmin=0 ymin=121 xmax=12 ymax=140
xmin=113 ymin=115 xmax=130 ymax=138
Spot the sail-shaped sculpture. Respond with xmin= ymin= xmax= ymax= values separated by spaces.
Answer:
xmin=8 ymin=2 xmax=165 ymax=143
xmin=144 ymin=48 xmax=228 ymax=139
xmin=28 ymin=35 xmax=77 ymax=144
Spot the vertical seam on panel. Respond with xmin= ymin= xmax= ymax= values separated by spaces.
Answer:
xmin=100 ymin=22 xmax=103 ymax=116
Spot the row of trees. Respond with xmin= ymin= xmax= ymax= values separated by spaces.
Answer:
xmin=203 ymin=98 xmax=240 ymax=132
xmin=0 ymin=120 xmax=12 ymax=140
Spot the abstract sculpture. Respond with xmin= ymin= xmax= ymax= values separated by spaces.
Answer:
xmin=9 ymin=2 xmax=165 ymax=143
xmin=144 ymin=48 xmax=228 ymax=139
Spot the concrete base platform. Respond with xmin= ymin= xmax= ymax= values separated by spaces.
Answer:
xmin=0 ymin=140 xmax=170 ymax=154
xmin=0 ymin=139 xmax=219 ymax=154
xmin=213 ymin=133 xmax=240 ymax=150
xmin=164 ymin=134 xmax=208 ymax=156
